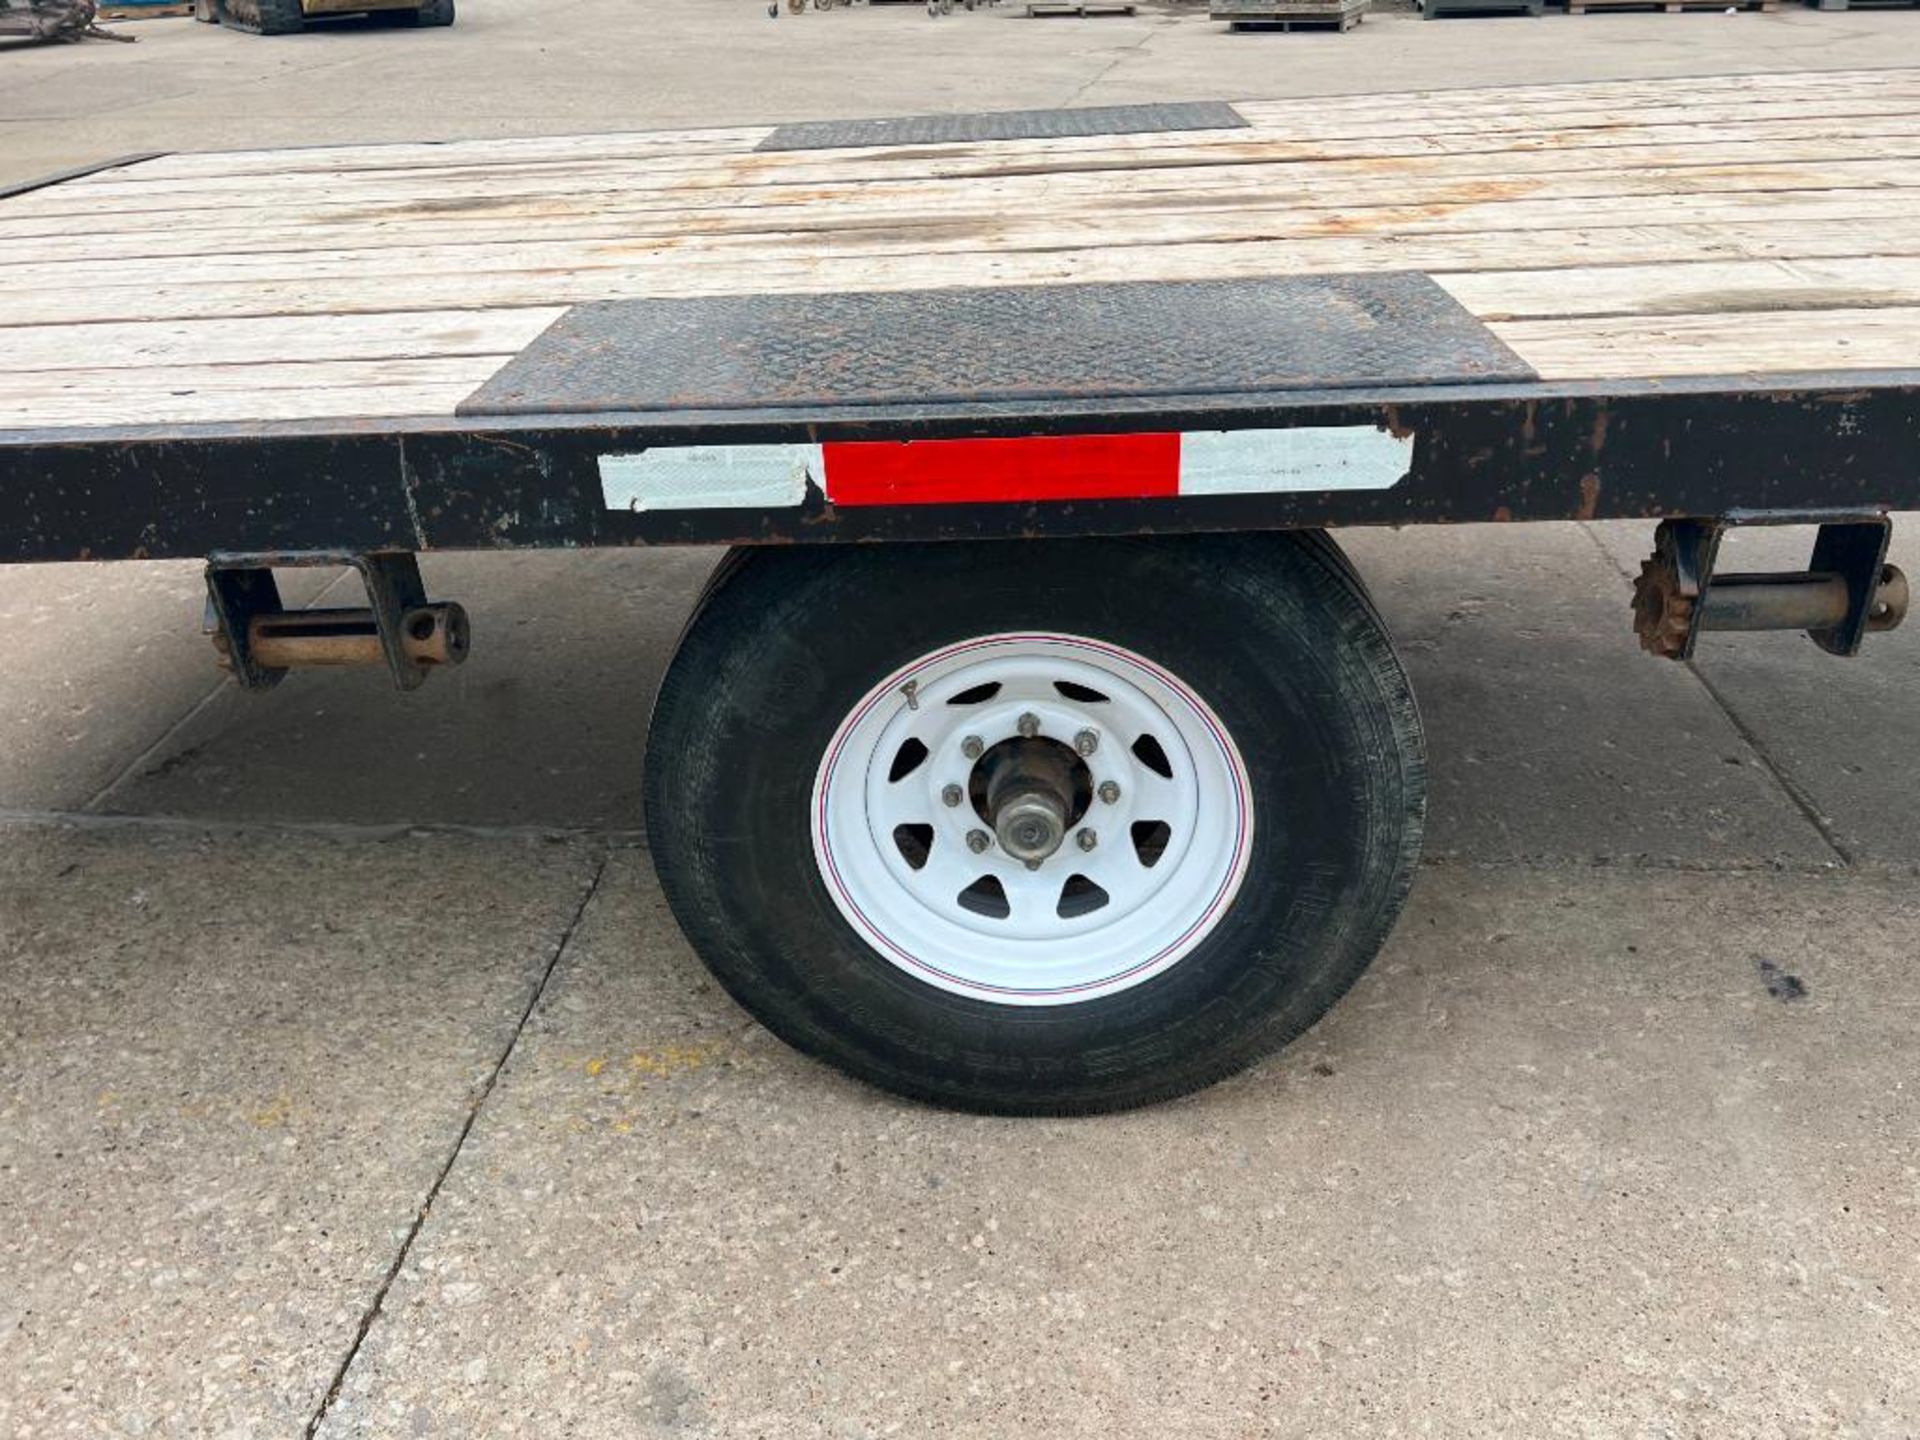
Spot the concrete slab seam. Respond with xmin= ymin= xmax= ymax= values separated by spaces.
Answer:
xmin=300 ymin=853 xmax=612 ymax=1439
xmin=80 ymin=567 xmax=361 ymax=815
xmin=1060 ymin=26 xmax=1159 ymax=108
xmin=1576 ymin=521 xmax=1853 ymax=866
xmin=0 ymin=807 xmax=649 ymax=848
xmin=1683 ymin=660 xmax=1855 ymax=865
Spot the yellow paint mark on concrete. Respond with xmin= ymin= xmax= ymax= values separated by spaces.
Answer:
xmin=253 ymin=1094 xmax=294 ymax=1129
xmin=584 ymin=1057 xmax=607 ymax=1078
xmin=627 ymin=1041 xmax=725 ymax=1078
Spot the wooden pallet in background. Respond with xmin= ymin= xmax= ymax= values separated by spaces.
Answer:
xmin=1565 ymin=0 xmax=1777 ymax=12
xmin=1213 ymin=0 xmax=1366 ymax=25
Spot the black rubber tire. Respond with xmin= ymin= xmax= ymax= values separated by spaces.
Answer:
xmin=644 ymin=534 xmax=1426 ymax=1115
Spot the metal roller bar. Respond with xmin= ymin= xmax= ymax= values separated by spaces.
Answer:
xmin=238 ymin=604 xmax=470 ymax=671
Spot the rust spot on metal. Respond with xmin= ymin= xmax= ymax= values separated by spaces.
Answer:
xmin=1576 ymin=472 xmax=1601 ymax=521
xmin=1380 ymin=406 xmax=1416 ymax=441
xmin=243 ymin=604 xmax=469 ymax=670
xmin=1631 ymin=536 xmax=1696 ymax=659
xmin=1492 ymin=506 xmax=1513 ymax=523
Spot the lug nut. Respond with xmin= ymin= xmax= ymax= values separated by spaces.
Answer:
xmin=1076 ymin=829 xmax=1098 ymax=852
xmin=1017 ymin=712 xmax=1041 ymax=739
xmin=961 ymin=735 xmax=984 ymax=760
xmin=966 ymin=829 xmax=991 ymax=854
xmin=1074 ymin=729 xmax=1099 ymax=756
xmin=1097 ymin=780 xmax=1120 ymax=804
xmin=942 ymin=783 xmax=964 ymax=808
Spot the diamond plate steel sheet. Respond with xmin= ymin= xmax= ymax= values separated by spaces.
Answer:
xmin=458 ymin=274 xmax=1538 ymax=418
xmin=755 ymin=102 xmax=1248 ymax=152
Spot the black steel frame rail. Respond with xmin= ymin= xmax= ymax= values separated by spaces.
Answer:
xmin=3 ymin=373 xmax=1918 ymax=563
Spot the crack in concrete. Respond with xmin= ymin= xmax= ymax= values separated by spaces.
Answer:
xmin=1576 ymin=521 xmax=1853 ymax=868
xmin=1060 ymin=23 xmax=1159 ymax=109
xmin=79 ymin=566 xmax=359 ymax=815
xmin=301 ymin=853 xmax=612 ymax=1440
xmin=1683 ymin=660 xmax=1855 ymax=866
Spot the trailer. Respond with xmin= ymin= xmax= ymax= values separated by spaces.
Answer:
xmin=2 ymin=71 xmax=1916 ymax=1113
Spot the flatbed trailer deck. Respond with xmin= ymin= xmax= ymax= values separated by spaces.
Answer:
xmin=2 ymin=71 xmax=1914 ymax=1113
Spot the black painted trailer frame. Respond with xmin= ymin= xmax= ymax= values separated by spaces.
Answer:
xmin=5 ymin=373 xmax=1918 ymax=563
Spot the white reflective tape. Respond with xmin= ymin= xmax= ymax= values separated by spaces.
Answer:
xmin=598 ymin=444 xmax=822 ymax=512
xmin=1178 ymin=426 xmax=1411 ymax=495
xmin=599 ymin=426 xmax=1412 ymax=512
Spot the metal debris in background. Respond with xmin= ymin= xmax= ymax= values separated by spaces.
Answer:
xmin=0 ymin=0 xmax=136 ymax=42
xmin=460 ymin=274 xmax=1537 ymax=417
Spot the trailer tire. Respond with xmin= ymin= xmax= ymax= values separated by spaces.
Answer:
xmin=644 ymin=534 xmax=1425 ymax=1115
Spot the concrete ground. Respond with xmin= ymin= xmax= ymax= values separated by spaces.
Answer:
xmin=4 ymin=3 xmax=1920 ymax=1435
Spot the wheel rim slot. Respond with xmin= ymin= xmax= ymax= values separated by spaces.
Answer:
xmin=957 ymin=874 xmax=1012 ymax=919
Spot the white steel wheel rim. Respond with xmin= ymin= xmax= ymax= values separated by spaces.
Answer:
xmin=812 ymin=633 xmax=1254 ymax=1006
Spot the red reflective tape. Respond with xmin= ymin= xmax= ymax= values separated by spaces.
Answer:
xmin=822 ymin=433 xmax=1182 ymax=507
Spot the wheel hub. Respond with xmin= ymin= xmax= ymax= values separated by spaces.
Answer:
xmin=975 ymin=736 xmax=1086 ymax=865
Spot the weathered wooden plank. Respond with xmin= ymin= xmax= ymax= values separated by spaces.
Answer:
xmin=9 ymin=214 xmax=1920 ymax=329
xmin=0 ymin=357 xmax=497 ymax=427
xmin=18 ymin=114 xmax=1920 ymax=250
xmin=13 ymin=297 xmax=1915 ymax=429
xmin=2 ymin=186 xmax=1914 ymax=306
xmin=1494 ymin=306 xmax=1920 ymax=378
xmin=0 ymin=308 xmax=563 ymax=373
xmin=13 ymin=262 xmax=1910 ymax=385
xmin=1440 ymin=257 xmax=1920 ymax=320
xmin=9 ymin=147 xmax=1920 ymax=259
xmin=20 ymin=98 xmax=1920 ymax=224
xmin=5 ymin=69 xmax=1920 ymax=431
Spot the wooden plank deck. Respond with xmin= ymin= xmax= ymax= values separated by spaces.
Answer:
xmin=6 ymin=69 xmax=1920 ymax=432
